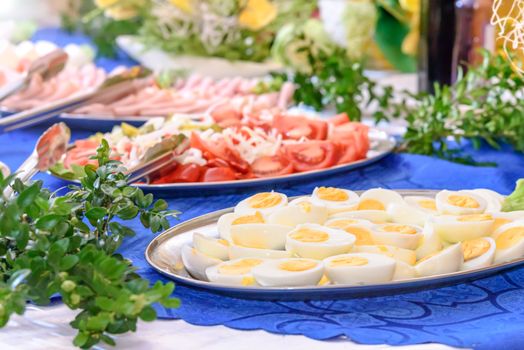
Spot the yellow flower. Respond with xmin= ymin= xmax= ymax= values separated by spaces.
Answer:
xmin=95 ymin=0 xmax=120 ymax=9
xmin=169 ymin=0 xmax=193 ymax=14
xmin=238 ymin=0 xmax=278 ymax=31
xmin=399 ymin=0 xmax=420 ymax=56
xmin=105 ymin=5 xmax=138 ymax=20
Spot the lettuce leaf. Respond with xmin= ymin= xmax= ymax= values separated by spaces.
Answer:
xmin=502 ymin=179 xmax=524 ymax=212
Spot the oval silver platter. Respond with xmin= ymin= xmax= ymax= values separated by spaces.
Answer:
xmin=145 ymin=190 xmax=524 ymax=301
xmin=50 ymin=128 xmax=395 ymax=193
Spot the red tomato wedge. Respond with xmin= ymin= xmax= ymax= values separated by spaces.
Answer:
xmin=190 ymin=132 xmax=250 ymax=173
xmin=210 ymin=104 xmax=242 ymax=124
xmin=251 ymin=154 xmax=293 ymax=177
xmin=336 ymin=141 xmax=359 ymax=164
xmin=201 ymin=167 xmax=237 ymax=182
xmin=328 ymin=113 xmax=351 ymax=126
xmin=283 ymin=141 xmax=339 ymax=172
xmin=152 ymin=163 xmax=203 ymax=184
xmin=272 ymin=114 xmax=328 ymax=140
xmin=330 ymin=123 xmax=370 ymax=159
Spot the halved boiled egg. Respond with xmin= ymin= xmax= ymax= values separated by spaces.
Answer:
xmin=394 ymin=261 xmax=417 ymax=280
xmin=490 ymin=211 xmax=524 ymax=233
xmin=415 ymin=243 xmax=463 ymax=277
xmin=324 ymin=218 xmax=375 ymax=245
xmin=234 ymin=192 xmax=288 ymax=216
xmin=268 ymin=201 xmax=328 ymax=226
xmin=285 ymin=223 xmax=355 ymax=259
xmin=357 ymin=188 xmax=404 ymax=211
xmin=461 ymin=237 xmax=495 ymax=270
xmin=206 ymin=258 xmax=264 ymax=286
xmin=252 ymin=258 xmax=324 ymax=287
xmin=493 ymin=221 xmax=524 ymax=263
xmin=416 ymin=222 xmax=442 ymax=260
xmin=387 ymin=202 xmax=432 ymax=226
xmin=371 ymin=223 xmax=423 ymax=250
xmin=229 ymin=244 xmax=293 ymax=260
xmin=433 ymin=213 xmax=494 ymax=243
xmin=193 ymin=233 xmax=229 ymax=260
xmin=354 ymin=244 xmax=416 ymax=265
xmin=310 ymin=187 xmax=359 ymax=213
xmin=181 ymin=244 xmax=222 ymax=281
xmin=435 ymin=190 xmax=487 ymax=215
xmin=230 ymin=223 xmax=292 ymax=250
xmin=329 ymin=209 xmax=390 ymax=223
xmin=323 ymin=253 xmax=396 ymax=285
xmin=469 ymin=189 xmax=504 ymax=213
xmin=217 ymin=211 xmax=266 ymax=241
xmin=404 ymin=196 xmax=438 ymax=213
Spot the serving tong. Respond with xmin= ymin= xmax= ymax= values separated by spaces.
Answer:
xmin=2 ymin=122 xmax=71 ymax=199
xmin=0 ymin=49 xmax=69 ymax=103
xmin=0 ymin=66 xmax=152 ymax=134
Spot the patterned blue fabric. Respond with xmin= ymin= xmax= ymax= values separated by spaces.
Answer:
xmin=2 ymin=28 xmax=524 ymax=349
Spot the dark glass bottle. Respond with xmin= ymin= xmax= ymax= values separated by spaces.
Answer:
xmin=418 ymin=0 xmax=457 ymax=93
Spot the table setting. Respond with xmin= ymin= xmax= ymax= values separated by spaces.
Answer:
xmin=1 ymin=1 xmax=524 ymax=349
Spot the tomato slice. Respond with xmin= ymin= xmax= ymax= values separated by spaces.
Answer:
xmin=251 ymin=154 xmax=294 ymax=177
xmin=190 ymin=132 xmax=250 ymax=173
xmin=201 ymin=167 xmax=237 ymax=182
xmin=272 ymin=114 xmax=328 ymax=140
xmin=330 ymin=123 xmax=369 ymax=159
xmin=336 ymin=141 xmax=359 ymax=164
xmin=284 ymin=141 xmax=339 ymax=172
xmin=328 ymin=113 xmax=350 ymax=125
xmin=152 ymin=163 xmax=203 ymax=184
xmin=210 ymin=104 xmax=242 ymax=123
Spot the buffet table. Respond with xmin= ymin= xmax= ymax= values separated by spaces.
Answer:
xmin=1 ymin=29 xmax=524 ymax=350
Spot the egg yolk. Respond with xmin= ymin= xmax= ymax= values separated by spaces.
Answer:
xmin=382 ymin=224 xmax=418 ymax=235
xmin=495 ymin=227 xmax=524 ymax=250
xmin=457 ymin=214 xmax=493 ymax=222
xmin=462 ymin=238 xmax=491 ymax=261
xmin=279 ymin=259 xmax=317 ymax=272
xmin=316 ymin=187 xmax=349 ymax=201
xmin=318 ymin=274 xmax=330 ymax=285
xmin=297 ymin=201 xmax=312 ymax=213
xmin=248 ymin=192 xmax=282 ymax=208
xmin=329 ymin=256 xmax=368 ymax=267
xmin=358 ymin=199 xmax=385 ymax=211
xmin=232 ymin=211 xmax=265 ymax=225
xmin=290 ymin=228 xmax=330 ymax=242
xmin=241 ymin=276 xmax=256 ymax=286
xmin=218 ymin=259 xmax=263 ymax=275
xmin=492 ymin=218 xmax=511 ymax=232
xmin=418 ymin=199 xmax=437 ymax=211
xmin=218 ymin=239 xmax=230 ymax=246
xmin=447 ymin=194 xmax=480 ymax=208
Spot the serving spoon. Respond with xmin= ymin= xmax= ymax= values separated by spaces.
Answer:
xmin=2 ymin=122 xmax=70 ymax=199
xmin=0 ymin=49 xmax=69 ymax=102
xmin=0 ymin=66 xmax=152 ymax=134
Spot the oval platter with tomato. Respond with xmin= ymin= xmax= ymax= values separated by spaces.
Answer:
xmin=49 ymin=110 xmax=395 ymax=192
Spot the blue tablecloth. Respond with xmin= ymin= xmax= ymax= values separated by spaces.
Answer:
xmin=2 ymin=28 xmax=524 ymax=350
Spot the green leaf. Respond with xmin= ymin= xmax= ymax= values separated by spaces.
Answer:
xmin=16 ymin=183 xmax=40 ymax=208
xmin=35 ymin=214 xmax=63 ymax=231
xmin=502 ymin=179 xmax=524 ymax=212
xmin=139 ymin=306 xmax=157 ymax=322
xmin=161 ymin=297 xmax=181 ymax=309
xmin=60 ymin=255 xmax=79 ymax=270
xmin=73 ymin=332 xmax=89 ymax=347
xmin=85 ymin=207 xmax=107 ymax=221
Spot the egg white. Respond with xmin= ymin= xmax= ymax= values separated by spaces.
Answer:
xmin=234 ymin=192 xmax=288 ymax=216
xmin=285 ymin=223 xmax=356 ymax=259
xmin=433 ymin=214 xmax=494 ymax=243
xmin=371 ymin=223 xmax=423 ymax=250
xmin=461 ymin=237 xmax=496 ymax=271
xmin=329 ymin=210 xmax=390 ymax=223
xmin=324 ymin=218 xmax=376 ymax=246
xmin=469 ymin=189 xmax=504 ymax=213
xmin=229 ymin=244 xmax=293 ymax=260
xmin=217 ymin=212 xmax=267 ymax=242
xmin=493 ymin=221 xmax=524 ymax=263
xmin=193 ymin=232 xmax=229 ymax=260
xmin=310 ymin=187 xmax=359 ymax=213
xmin=358 ymin=188 xmax=404 ymax=211
xmin=323 ymin=252 xmax=396 ymax=285
xmin=354 ymin=244 xmax=416 ymax=265
xmin=181 ymin=244 xmax=222 ymax=281
xmin=393 ymin=261 xmax=417 ymax=281
xmin=387 ymin=202 xmax=431 ymax=226
xmin=415 ymin=243 xmax=463 ymax=277
xmin=267 ymin=202 xmax=328 ymax=226
xmin=435 ymin=190 xmax=487 ymax=215
xmin=230 ymin=223 xmax=293 ymax=250
xmin=252 ymin=258 xmax=324 ymax=287
xmin=404 ymin=196 xmax=438 ymax=214
xmin=415 ymin=222 xmax=442 ymax=260
xmin=205 ymin=258 xmax=264 ymax=286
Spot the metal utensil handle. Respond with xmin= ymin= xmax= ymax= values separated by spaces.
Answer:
xmin=0 ymin=90 xmax=95 ymax=134
xmin=0 ymin=78 xmax=27 ymax=102
xmin=126 ymin=151 xmax=175 ymax=184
